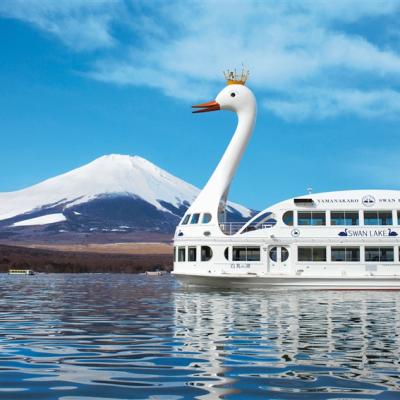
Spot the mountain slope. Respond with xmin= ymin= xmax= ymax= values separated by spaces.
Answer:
xmin=0 ymin=155 xmax=253 ymax=242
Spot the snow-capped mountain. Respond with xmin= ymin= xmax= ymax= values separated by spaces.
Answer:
xmin=0 ymin=155 xmax=253 ymax=242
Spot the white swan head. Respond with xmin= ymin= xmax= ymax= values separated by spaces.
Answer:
xmin=192 ymin=84 xmax=256 ymax=114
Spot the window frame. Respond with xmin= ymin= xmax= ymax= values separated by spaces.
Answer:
xmin=181 ymin=214 xmax=190 ymax=225
xmin=365 ymin=246 xmax=394 ymax=262
xmin=331 ymin=246 xmax=360 ymax=262
xmin=178 ymin=246 xmax=186 ymax=262
xmin=298 ymin=211 xmax=326 ymax=226
xmin=298 ymin=246 xmax=327 ymax=262
xmin=202 ymin=213 xmax=212 ymax=224
xmin=188 ymin=246 xmax=197 ymax=262
xmin=269 ymin=247 xmax=278 ymax=262
xmin=282 ymin=211 xmax=294 ymax=226
xmin=201 ymin=246 xmax=213 ymax=262
xmin=364 ymin=211 xmax=393 ymax=226
xmin=190 ymin=213 xmax=200 ymax=224
xmin=232 ymin=246 xmax=261 ymax=262
xmin=330 ymin=211 xmax=359 ymax=226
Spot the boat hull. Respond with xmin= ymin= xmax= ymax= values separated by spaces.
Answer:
xmin=173 ymin=272 xmax=400 ymax=290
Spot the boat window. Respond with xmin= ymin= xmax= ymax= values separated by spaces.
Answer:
xmin=298 ymin=247 xmax=312 ymax=261
xmin=331 ymin=247 xmax=360 ymax=262
xmin=298 ymin=247 xmax=326 ymax=262
xmin=173 ymin=246 xmax=176 ymax=262
xmin=331 ymin=211 xmax=359 ymax=226
xmin=202 ymin=213 xmax=212 ymax=223
xmin=281 ymin=247 xmax=289 ymax=262
xmin=233 ymin=247 xmax=246 ymax=261
xmin=269 ymin=247 xmax=277 ymax=262
xmin=233 ymin=246 xmax=261 ymax=262
xmin=247 ymin=247 xmax=261 ymax=261
xmin=298 ymin=211 xmax=326 ymax=226
xmin=181 ymin=214 xmax=190 ymax=225
xmin=201 ymin=246 xmax=213 ymax=261
xmin=178 ymin=246 xmax=186 ymax=262
xmin=224 ymin=247 xmax=229 ymax=260
xmin=282 ymin=211 xmax=293 ymax=226
xmin=365 ymin=247 xmax=394 ymax=262
xmin=188 ymin=246 xmax=197 ymax=262
xmin=191 ymin=213 xmax=200 ymax=224
xmin=364 ymin=211 xmax=392 ymax=225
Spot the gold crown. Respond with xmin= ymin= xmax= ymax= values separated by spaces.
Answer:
xmin=223 ymin=68 xmax=249 ymax=85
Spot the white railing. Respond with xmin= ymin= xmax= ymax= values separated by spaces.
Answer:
xmin=219 ymin=221 xmax=275 ymax=235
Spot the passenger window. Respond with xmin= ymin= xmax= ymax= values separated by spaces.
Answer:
xmin=364 ymin=211 xmax=392 ymax=225
xmin=188 ymin=246 xmax=197 ymax=262
xmin=298 ymin=247 xmax=326 ymax=261
xmin=298 ymin=212 xmax=326 ymax=226
xmin=191 ymin=213 xmax=200 ymax=224
xmin=233 ymin=246 xmax=260 ymax=261
xmin=182 ymin=214 xmax=190 ymax=225
xmin=312 ymin=247 xmax=326 ymax=261
xmin=202 ymin=213 xmax=212 ymax=223
xmin=269 ymin=247 xmax=277 ymax=262
xmin=298 ymin=212 xmax=311 ymax=225
xmin=224 ymin=247 xmax=229 ymax=261
xmin=331 ymin=247 xmax=360 ymax=262
xmin=282 ymin=211 xmax=293 ymax=226
xmin=281 ymin=247 xmax=289 ymax=262
xmin=331 ymin=211 xmax=359 ymax=225
xmin=247 ymin=247 xmax=261 ymax=261
xmin=178 ymin=247 xmax=186 ymax=262
xmin=233 ymin=247 xmax=246 ymax=261
xmin=365 ymin=247 xmax=394 ymax=262
xmin=201 ymin=246 xmax=213 ymax=261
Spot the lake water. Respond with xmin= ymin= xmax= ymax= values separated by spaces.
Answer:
xmin=0 ymin=274 xmax=399 ymax=399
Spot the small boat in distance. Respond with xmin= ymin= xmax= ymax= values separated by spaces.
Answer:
xmin=8 ymin=269 xmax=35 ymax=275
xmin=145 ymin=270 xmax=168 ymax=276
xmin=172 ymin=69 xmax=400 ymax=289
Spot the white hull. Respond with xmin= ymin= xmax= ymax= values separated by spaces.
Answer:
xmin=173 ymin=272 xmax=400 ymax=290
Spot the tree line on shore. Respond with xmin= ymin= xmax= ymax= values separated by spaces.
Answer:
xmin=0 ymin=244 xmax=172 ymax=273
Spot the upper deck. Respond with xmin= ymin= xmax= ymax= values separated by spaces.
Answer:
xmin=176 ymin=190 xmax=400 ymax=240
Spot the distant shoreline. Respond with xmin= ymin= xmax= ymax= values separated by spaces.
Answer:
xmin=0 ymin=243 xmax=173 ymax=274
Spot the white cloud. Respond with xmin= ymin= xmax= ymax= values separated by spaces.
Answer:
xmin=265 ymin=88 xmax=400 ymax=120
xmin=2 ymin=0 xmax=400 ymax=119
xmin=0 ymin=0 xmax=120 ymax=50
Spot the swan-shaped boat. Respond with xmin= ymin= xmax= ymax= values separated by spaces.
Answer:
xmin=172 ymin=70 xmax=400 ymax=289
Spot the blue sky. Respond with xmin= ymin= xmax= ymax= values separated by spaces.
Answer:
xmin=1 ymin=0 xmax=400 ymax=210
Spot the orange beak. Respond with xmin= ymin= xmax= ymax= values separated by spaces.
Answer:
xmin=192 ymin=100 xmax=220 ymax=113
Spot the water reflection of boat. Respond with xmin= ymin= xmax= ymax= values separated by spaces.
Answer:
xmin=173 ymin=289 xmax=400 ymax=398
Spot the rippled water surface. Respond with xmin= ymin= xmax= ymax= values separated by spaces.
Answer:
xmin=0 ymin=274 xmax=400 ymax=399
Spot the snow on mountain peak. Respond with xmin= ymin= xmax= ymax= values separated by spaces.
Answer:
xmin=0 ymin=154 xmax=252 ymax=222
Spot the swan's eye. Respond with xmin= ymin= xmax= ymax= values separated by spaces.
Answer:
xmin=230 ymin=92 xmax=236 ymax=97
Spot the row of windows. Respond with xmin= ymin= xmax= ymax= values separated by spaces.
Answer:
xmin=175 ymin=244 xmax=398 ymax=263
xmin=283 ymin=210 xmax=396 ymax=226
xmin=175 ymin=246 xmax=261 ymax=262
xmin=181 ymin=213 xmax=212 ymax=225
xmin=175 ymin=246 xmax=213 ymax=262
xmin=297 ymin=246 xmax=395 ymax=262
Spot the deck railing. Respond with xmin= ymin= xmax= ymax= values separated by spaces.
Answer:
xmin=219 ymin=221 xmax=275 ymax=235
